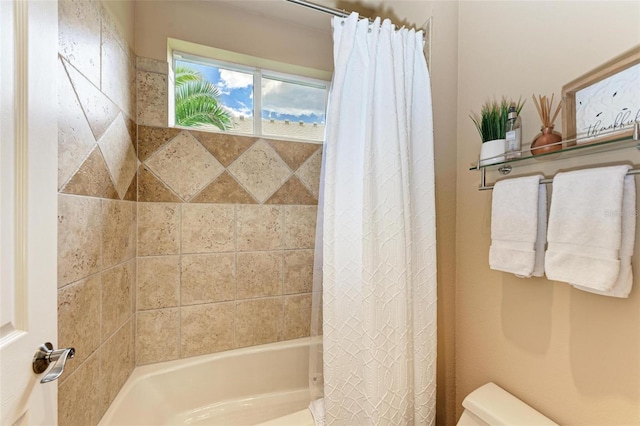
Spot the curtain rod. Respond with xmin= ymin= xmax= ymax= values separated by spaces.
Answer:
xmin=284 ymin=0 xmax=430 ymax=56
xmin=284 ymin=0 xmax=429 ymax=37
xmin=284 ymin=0 xmax=352 ymax=19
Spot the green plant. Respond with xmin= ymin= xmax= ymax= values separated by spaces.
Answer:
xmin=175 ymin=65 xmax=232 ymax=130
xmin=471 ymin=97 xmax=525 ymax=142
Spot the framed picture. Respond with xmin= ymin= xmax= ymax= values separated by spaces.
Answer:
xmin=562 ymin=45 xmax=640 ymax=145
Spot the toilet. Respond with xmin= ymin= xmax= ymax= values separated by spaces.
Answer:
xmin=457 ymin=382 xmax=558 ymax=425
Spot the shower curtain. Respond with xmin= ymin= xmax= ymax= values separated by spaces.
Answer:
xmin=313 ymin=12 xmax=437 ymax=425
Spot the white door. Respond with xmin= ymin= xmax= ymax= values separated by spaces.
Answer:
xmin=0 ymin=0 xmax=59 ymax=424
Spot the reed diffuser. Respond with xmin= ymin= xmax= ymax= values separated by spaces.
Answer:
xmin=531 ymin=94 xmax=563 ymax=155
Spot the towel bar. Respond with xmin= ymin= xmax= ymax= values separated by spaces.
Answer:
xmin=479 ymin=167 xmax=640 ymax=191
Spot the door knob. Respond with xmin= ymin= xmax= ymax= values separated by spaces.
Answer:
xmin=32 ymin=342 xmax=75 ymax=383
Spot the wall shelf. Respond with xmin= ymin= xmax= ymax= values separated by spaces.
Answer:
xmin=470 ymin=126 xmax=640 ymax=190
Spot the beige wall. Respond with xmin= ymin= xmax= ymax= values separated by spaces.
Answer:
xmin=134 ymin=0 xmax=333 ymax=71
xmin=456 ymin=1 xmax=640 ymax=424
xmin=57 ymin=0 xmax=137 ymax=424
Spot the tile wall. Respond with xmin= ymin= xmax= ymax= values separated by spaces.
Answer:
xmin=57 ymin=9 xmax=321 ymax=419
xmin=57 ymin=0 xmax=137 ymax=423
xmin=135 ymin=58 xmax=321 ymax=365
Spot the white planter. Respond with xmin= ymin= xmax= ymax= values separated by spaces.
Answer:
xmin=479 ymin=138 xmax=506 ymax=166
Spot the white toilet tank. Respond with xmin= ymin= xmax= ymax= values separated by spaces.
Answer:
xmin=457 ymin=382 xmax=558 ymax=426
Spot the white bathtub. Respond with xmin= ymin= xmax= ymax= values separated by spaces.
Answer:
xmin=99 ymin=338 xmax=316 ymax=425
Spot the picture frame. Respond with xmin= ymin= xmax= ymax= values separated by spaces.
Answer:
xmin=562 ymin=45 xmax=640 ymax=145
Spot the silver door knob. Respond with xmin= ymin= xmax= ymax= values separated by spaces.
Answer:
xmin=32 ymin=342 xmax=75 ymax=383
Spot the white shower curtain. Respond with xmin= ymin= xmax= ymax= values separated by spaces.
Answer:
xmin=320 ymin=12 xmax=437 ymax=425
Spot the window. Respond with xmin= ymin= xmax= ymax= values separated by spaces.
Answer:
xmin=173 ymin=52 xmax=329 ymax=142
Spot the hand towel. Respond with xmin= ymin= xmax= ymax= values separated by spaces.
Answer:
xmin=489 ymin=175 xmax=546 ymax=277
xmin=545 ymin=165 xmax=634 ymax=295
xmin=572 ymin=175 xmax=636 ymax=297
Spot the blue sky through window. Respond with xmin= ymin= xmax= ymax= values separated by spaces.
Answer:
xmin=176 ymin=60 xmax=253 ymax=119
xmin=176 ymin=59 xmax=326 ymax=125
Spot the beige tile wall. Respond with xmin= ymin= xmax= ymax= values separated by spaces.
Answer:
xmin=57 ymin=26 xmax=320 ymax=420
xmin=135 ymin=201 xmax=319 ymax=365
xmin=134 ymin=57 xmax=321 ymax=365
xmin=57 ymin=0 xmax=137 ymax=423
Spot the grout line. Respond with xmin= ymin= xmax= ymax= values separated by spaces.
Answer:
xmin=280 ymin=247 xmax=286 ymax=341
xmin=280 ymin=249 xmax=285 ymax=298
xmin=139 ymin=164 xmax=183 ymax=202
xmin=98 ymin=199 xmax=105 ymax=347
xmin=281 ymin=205 xmax=286 ymax=250
xmin=133 ymin=126 xmax=139 ymax=367
xmin=98 ymin=4 xmax=103 ymax=92
xmin=280 ymin=292 xmax=286 ymax=342
xmin=226 ymin=171 xmax=261 ymax=204
xmin=233 ymin=204 xmax=238 ymax=349
xmin=178 ymin=203 xmax=183 ymax=359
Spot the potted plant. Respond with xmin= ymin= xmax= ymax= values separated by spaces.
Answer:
xmin=471 ymin=98 xmax=524 ymax=165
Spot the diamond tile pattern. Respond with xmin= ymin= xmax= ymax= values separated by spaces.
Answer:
xmin=97 ymin=113 xmax=137 ymax=199
xmin=137 ymin=165 xmax=181 ymax=203
xmin=295 ymin=148 xmax=322 ymax=198
xmin=268 ymin=139 xmax=320 ymax=170
xmin=58 ymin=58 xmax=96 ymax=190
xmin=227 ymin=139 xmax=292 ymax=203
xmin=137 ymin=126 xmax=181 ymax=162
xmin=63 ymin=58 xmax=120 ymax=141
xmin=192 ymin=131 xmax=256 ymax=167
xmin=191 ymin=172 xmax=256 ymax=204
xmin=61 ymin=147 xmax=118 ymax=199
xmin=145 ymin=131 xmax=224 ymax=201
xmin=266 ymin=176 xmax=316 ymax=205
xmin=136 ymin=127 xmax=321 ymax=206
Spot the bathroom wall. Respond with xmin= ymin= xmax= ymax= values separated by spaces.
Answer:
xmin=456 ymin=1 xmax=640 ymax=424
xmin=134 ymin=0 xmax=333 ymax=71
xmin=57 ymin=0 xmax=137 ymax=424
xmin=134 ymin=58 xmax=321 ymax=365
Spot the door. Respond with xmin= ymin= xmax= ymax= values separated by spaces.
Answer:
xmin=1 ymin=0 xmax=59 ymax=424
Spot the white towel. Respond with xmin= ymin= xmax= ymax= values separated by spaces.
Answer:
xmin=308 ymin=398 xmax=326 ymax=426
xmin=545 ymin=165 xmax=635 ymax=296
xmin=489 ymin=175 xmax=547 ymax=277
xmin=572 ymin=175 xmax=636 ymax=297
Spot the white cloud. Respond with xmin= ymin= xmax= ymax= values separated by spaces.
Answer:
xmin=218 ymin=69 xmax=253 ymax=90
xmin=261 ymin=79 xmax=326 ymax=118
xmin=223 ymin=105 xmax=253 ymax=118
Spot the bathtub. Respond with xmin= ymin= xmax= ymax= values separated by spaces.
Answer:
xmin=99 ymin=338 xmax=316 ymax=425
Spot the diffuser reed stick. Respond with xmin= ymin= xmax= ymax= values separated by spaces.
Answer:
xmin=532 ymin=94 xmax=562 ymax=128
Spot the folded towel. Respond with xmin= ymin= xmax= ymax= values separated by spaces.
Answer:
xmin=545 ymin=165 xmax=634 ymax=295
xmin=489 ymin=175 xmax=546 ymax=277
xmin=572 ymin=175 xmax=636 ymax=297
xmin=308 ymin=398 xmax=326 ymax=426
